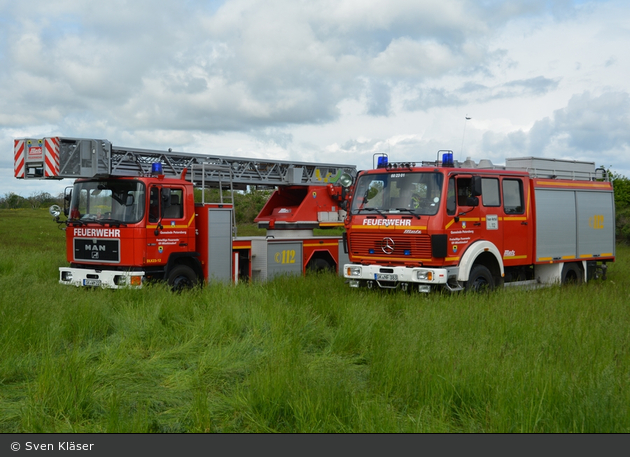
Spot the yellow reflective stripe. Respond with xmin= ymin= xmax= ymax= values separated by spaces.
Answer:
xmin=304 ymin=242 xmax=339 ymax=248
xmin=536 ymin=181 xmax=611 ymax=188
xmin=350 ymin=225 xmax=427 ymax=230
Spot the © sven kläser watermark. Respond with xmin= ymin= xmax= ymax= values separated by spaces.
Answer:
xmin=11 ymin=441 xmax=95 ymax=451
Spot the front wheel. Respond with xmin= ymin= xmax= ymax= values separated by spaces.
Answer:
xmin=465 ymin=264 xmax=495 ymax=292
xmin=167 ymin=264 xmax=199 ymax=291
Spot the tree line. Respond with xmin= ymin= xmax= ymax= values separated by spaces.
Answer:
xmin=3 ymin=175 xmax=630 ymax=243
xmin=0 ymin=191 xmax=63 ymax=210
xmin=0 ymin=189 xmax=273 ymax=226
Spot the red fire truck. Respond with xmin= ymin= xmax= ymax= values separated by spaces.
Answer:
xmin=14 ymin=137 xmax=355 ymax=288
xmin=342 ymin=152 xmax=615 ymax=292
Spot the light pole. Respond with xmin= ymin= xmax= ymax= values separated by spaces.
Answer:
xmin=460 ymin=115 xmax=471 ymax=161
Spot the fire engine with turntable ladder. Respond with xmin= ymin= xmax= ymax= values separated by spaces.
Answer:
xmin=14 ymin=136 xmax=356 ymax=289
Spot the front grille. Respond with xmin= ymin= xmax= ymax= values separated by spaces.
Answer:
xmin=74 ymin=238 xmax=120 ymax=263
xmin=349 ymin=233 xmax=432 ymax=259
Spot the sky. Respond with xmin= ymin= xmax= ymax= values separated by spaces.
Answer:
xmin=1 ymin=0 xmax=629 ymax=197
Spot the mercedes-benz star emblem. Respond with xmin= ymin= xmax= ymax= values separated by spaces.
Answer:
xmin=381 ymin=237 xmax=395 ymax=254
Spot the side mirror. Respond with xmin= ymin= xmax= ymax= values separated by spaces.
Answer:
xmin=466 ymin=196 xmax=479 ymax=207
xmin=471 ymin=176 xmax=482 ymax=197
xmin=63 ymin=187 xmax=73 ymax=216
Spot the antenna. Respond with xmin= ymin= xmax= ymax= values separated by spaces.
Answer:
xmin=460 ymin=115 xmax=471 ymax=161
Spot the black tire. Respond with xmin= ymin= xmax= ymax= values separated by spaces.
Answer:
xmin=466 ymin=264 xmax=495 ymax=292
xmin=561 ymin=262 xmax=583 ymax=285
xmin=306 ymin=257 xmax=334 ymax=274
xmin=167 ymin=264 xmax=199 ymax=291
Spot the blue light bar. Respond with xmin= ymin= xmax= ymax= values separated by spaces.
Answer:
xmin=152 ymin=163 xmax=163 ymax=174
xmin=442 ymin=151 xmax=454 ymax=167
xmin=377 ymin=156 xmax=388 ymax=169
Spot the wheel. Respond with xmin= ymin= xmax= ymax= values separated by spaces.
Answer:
xmin=306 ymin=257 xmax=334 ymax=274
xmin=465 ymin=264 xmax=495 ymax=292
xmin=167 ymin=264 xmax=199 ymax=291
xmin=561 ymin=263 xmax=583 ymax=285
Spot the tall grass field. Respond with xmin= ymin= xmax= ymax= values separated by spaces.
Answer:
xmin=1 ymin=208 xmax=629 ymax=432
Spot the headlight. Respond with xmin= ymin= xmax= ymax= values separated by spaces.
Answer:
xmin=417 ymin=270 xmax=433 ymax=281
xmin=61 ymin=271 xmax=73 ymax=282
xmin=346 ymin=266 xmax=362 ymax=277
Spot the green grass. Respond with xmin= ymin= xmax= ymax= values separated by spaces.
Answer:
xmin=0 ymin=209 xmax=629 ymax=432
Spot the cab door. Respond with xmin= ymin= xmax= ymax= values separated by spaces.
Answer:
xmin=445 ymin=175 xmax=483 ymax=259
xmin=479 ymin=176 xmax=503 ymax=255
xmin=145 ymin=185 xmax=190 ymax=266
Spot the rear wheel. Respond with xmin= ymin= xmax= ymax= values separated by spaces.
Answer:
xmin=466 ymin=265 xmax=495 ymax=292
xmin=167 ymin=264 xmax=199 ymax=291
xmin=561 ymin=262 xmax=583 ymax=285
xmin=306 ymin=257 xmax=335 ymax=274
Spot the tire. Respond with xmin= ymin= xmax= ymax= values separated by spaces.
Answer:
xmin=561 ymin=262 xmax=583 ymax=285
xmin=465 ymin=264 xmax=495 ymax=292
xmin=167 ymin=264 xmax=199 ymax=291
xmin=306 ymin=257 xmax=334 ymax=274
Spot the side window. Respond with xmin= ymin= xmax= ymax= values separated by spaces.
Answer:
xmin=447 ymin=177 xmax=456 ymax=216
xmin=162 ymin=188 xmax=184 ymax=219
xmin=503 ymin=179 xmax=524 ymax=214
xmin=481 ymin=178 xmax=500 ymax=207
xmin=457 ymin=177 xmax=473 ymax=206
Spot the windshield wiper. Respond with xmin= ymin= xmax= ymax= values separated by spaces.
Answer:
xmin=94 ymin=219 xmax=128 ymax=227
xmin=394 ymin=208 xmax=421 ymax=219
xmin=361 ymin=207 xmax=388 ymax=218
xmin=68 ymin=219 xmax=87 ymax=226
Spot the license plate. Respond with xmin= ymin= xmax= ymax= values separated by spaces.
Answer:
xmin=375 ymin=273 xmax=398 ymax=281
xmin=83 ymin=278 xmax=101 ymax=287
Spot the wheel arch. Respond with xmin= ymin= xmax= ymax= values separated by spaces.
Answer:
xmin=457 ymin=240 xmax=504 ymax=282
xmin=305 ymin=249 xmax=337 ymax=273
xmin=164 ymin=253 xmax=203 ymax=281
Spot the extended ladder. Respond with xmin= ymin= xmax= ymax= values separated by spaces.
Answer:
xmin=14 ymin=137 xmax=356 ymax=189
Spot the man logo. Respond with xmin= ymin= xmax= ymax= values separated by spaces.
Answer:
xmin=381 ymin=237 xmax=395 ymax=254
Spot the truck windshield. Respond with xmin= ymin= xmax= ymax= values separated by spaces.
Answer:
xmin=351 ymin=171 xmax=444 ymax=216
xmin=69 ymin=179 xmax=146 ymax=224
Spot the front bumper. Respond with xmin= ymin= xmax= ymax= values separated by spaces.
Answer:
xmin=59 ymin=267 xmax=145 ymax=289
xmin=343 ymin=263 xmax=459 ymax=292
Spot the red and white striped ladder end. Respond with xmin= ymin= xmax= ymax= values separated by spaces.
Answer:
xmin=44 ymin=137 xmax=60 ymax=178
xmin=14 ymin=139 xmax=25 ymax=178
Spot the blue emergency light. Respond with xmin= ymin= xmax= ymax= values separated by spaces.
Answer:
xmin=377 ymin=156 xmax=388 ymax=168
xmin=442 ymin=151 xmax=454 ymax=167
xmin=152 ymin=163 xmax=163 ymax=174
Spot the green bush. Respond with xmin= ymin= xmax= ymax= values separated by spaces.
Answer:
xmin=611 ymin=172 xmax=630 ymax=243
